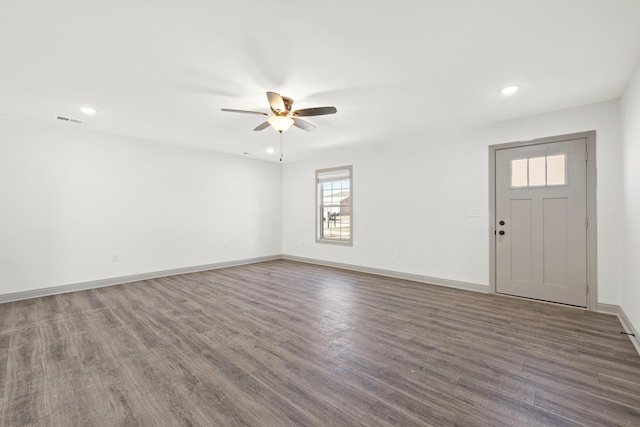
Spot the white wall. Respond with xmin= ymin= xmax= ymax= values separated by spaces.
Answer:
xmin=283 ymin=100 xmax=622 ymax=304
xmin=620 ymin=61 xmax=640 ymax=334
xmin=0 ymin=95 xmax=630 ymax=316
xmin=0 ymin=117 xmax=282 ymax=296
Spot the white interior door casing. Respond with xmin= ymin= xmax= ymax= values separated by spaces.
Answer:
xmin=495 ymin=138 xmax=588 ymax=307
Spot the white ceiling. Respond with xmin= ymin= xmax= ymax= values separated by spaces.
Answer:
xmin=2 ymin=0 xmax=640 ymax=162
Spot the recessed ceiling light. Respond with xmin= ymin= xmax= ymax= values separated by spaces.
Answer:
xmin=500 ymin=86 xmax=519 ymax=95
xmin=266 ymin=147 xmax=275 ymax=154
xmin=80 ymin=107 xmax=96 ymax=115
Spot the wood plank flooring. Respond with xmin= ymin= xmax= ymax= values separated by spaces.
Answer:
xmin=1 ymin=259 xmax=639 ymax=426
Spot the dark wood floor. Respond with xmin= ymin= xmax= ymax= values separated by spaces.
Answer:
xmin=1 ymin=260 xmax=639 ymax=426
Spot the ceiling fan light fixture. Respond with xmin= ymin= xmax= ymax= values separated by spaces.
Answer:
xmin=268 ymin=115 xmax=294 ymax=133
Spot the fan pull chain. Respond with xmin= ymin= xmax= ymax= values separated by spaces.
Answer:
xmin=280 ymin=132 xmax=284 ymax=162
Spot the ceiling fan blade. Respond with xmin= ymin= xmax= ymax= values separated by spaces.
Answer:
xmin=221 ymin=108 xmax=268 ymax=116
xmin=293 ymin=117 xmax=317 ymax=132
xmin=292 ymin=106 xmax=337 ymax=117
xmin=266 ymin=92 xmax=285 ymax=114
xmin=253 ymin=121 xmax=271 ymax=131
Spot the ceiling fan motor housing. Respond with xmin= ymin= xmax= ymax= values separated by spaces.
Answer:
xmin=281 ymin=96 xmax=294 ymax=115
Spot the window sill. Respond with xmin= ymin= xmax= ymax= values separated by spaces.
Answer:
xmin=316 ymin=239 xmax=353 ymax=246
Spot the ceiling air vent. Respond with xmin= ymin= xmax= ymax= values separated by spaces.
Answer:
xmin=56 ymin=115 xmax=83 ymax=124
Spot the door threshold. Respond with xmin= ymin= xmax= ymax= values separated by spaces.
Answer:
xmin=495 ymin=292 xmax=588 ymax=310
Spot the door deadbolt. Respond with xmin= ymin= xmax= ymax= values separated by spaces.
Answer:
xmin=499 ymin=220 xmax=505 ymax=226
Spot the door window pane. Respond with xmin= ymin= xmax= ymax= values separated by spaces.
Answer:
xmin=511 ymin=159 xmax=528 ymax=187
xmin=547 ymin=154 xmax=566 ymax=186
xmin=528 ymin=157 xmax=546 ymax=186
xmin=510 ymin=154 xmax=567 ymax=188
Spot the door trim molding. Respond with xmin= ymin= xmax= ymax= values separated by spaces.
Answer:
xmin=488 ymin=131 xmax=597 ymax=311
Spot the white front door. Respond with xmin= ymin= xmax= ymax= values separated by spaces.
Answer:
xmin=495 ymin=137 xmax=588 ymax=307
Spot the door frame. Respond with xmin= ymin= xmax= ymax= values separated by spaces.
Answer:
xmin=488 ymin=131 xmax=597 ymax=310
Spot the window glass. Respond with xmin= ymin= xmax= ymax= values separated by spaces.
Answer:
xmin=511 ymin=159 xmax=528 ymax=187
xmin=316 ymin=166 xmax=352 ymax=244
xmin=546 ymin=154 xmax=566 ymax=186
xmin=528 ymin=157 xmax=546 ymax=186
xmin=510 ymin=154 xmax=566 ymax=188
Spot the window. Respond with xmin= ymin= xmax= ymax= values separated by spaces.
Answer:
xmin=510 ymin=154 xmax=566 ymax=188
xmin=316 ymin=166 xmax=352 ymax=244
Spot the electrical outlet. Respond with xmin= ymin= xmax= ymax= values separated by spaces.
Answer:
xmin=466 ymin=208 xmax=480 ymax=217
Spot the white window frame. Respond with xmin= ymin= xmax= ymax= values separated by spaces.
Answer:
xmin=316 ymin=165 xmax=352 ymax=245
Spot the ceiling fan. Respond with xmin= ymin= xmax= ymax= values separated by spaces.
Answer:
xmin=221 ymin=91 xmax=337 ymax=133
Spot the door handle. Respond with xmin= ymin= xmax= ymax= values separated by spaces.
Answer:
xmin=499 ymin=230 xmax=505 ymax=236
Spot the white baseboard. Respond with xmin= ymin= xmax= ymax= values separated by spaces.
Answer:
xmin=597 ymin=303 xmax=621 ymax=316
xmin=4 ymin=254 xmax=638 ymax=359
xmin=0 ymin=254 xmax=487 ymax=304
xmin=284 ymin=256 xmax=639 ymax=358
xmin=598 ymin=303 xmax=640 ymax=357
xmin=282 ymin=254 xmax=489 ymax=294
xmin=0 ymin=255 xmax=282 ymax=304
